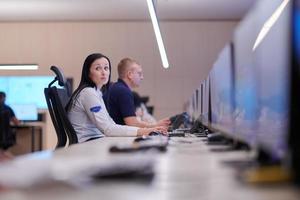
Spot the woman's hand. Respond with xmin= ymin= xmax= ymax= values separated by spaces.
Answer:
xmin=137 ymin=126 xmax=168 ymax=137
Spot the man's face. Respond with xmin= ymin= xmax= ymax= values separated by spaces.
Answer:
xmin=128 ymin=63 xmax=144 ymax=88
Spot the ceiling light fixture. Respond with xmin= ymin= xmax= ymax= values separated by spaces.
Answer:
xmin=146 ymin=0 xmax=169 ymax=69
xmin=0 ymin=64 xmax=39 ymax=70
xmin=253 ymin=0 xmax=290 ymax=51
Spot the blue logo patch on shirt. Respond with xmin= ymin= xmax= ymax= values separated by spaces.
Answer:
xmin=90 ymin=106 xmax=101 ymax=113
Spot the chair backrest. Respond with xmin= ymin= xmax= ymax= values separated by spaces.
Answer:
xmin=50 ymin=66 xmax=72 ymax=97
xmin=0 ymin=110 xmax=14 ymax=150
xmin=44 ymin=66 xmax=78 ymax=148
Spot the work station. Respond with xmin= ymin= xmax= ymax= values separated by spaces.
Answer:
xmin=0 ymin=0 xmax=300 ymax=199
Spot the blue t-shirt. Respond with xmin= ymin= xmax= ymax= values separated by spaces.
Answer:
xmin=105 ymin=79 xmax=136 ymax=125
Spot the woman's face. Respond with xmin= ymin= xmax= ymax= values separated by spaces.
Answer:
xmin=89 ymin=57 xmax=110 ymax=88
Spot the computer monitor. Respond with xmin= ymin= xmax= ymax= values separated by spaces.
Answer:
xmin=190 ymin=93 xmax=195 ymax=121
xmin=201 ymin=77 xmax=210 ymax=127
xmin=195 ymin=88 xmax=199 ymax=118
xmin=232 ymin=4 xmax=260 ymax=146
xmin=195 ymin=84 xmax=204 ymax=121
xmin=253 ymin=0 xmax=291 ymax=162
xmin=199 ymin=83 xmax=203 ymax=117
xmin=188 ymin=83 xmax=206 ymax=134
xmin=233 ymin=0 xmax=293 ymax=164
xmin=290 ymin=0 xmax=300 ymax=183
xmin=10 ymin=104 xmax=38 ymax=121
xmin=191 ymin=83 xmax=203 ymax=122
xmin=210 ymin=43 xmax=235 ymax=136
xmin=0 ymin=76 xmax=67 ymax=109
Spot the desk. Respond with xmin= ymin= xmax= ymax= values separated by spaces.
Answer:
xmin=11 ymin=122 xmax=43 ymax=153
xmin=0 ymin=136 xmax=299 ymax=200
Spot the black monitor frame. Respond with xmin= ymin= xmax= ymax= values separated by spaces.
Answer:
xmin=289 ymin=0 xmax=300 ymax=184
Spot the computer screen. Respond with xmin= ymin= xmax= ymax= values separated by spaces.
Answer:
xmin=290 ymin=0 xmax=300 ymax=182
xmin=200 ymin=84 xmax=203 ymax=116
xmin=190 ymin=93 xmax=196 ymax=121
xmin=254 ymin=0 xmax=291 ymax=161
xmin=195 ymin=88 xmax=199 ymax=118
xmin=196 ymin=83 xmax=203 ymax=120
xmin=210 ymin=43 xmax=235 ymax=135
xmin=0 ymin=76 xmax=60 ymax=109
xmin=201 ymin=77 xmax=210 ymax=127
xmin=10 ymin=104 xmax=38 ymax=121
xmin=191 ymin=90 xmax=198 ymax=121
xmin=233 ymin=4 xmax=260 ymax=146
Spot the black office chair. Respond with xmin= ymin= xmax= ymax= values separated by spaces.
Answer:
xmin=44 ymin=66 xmax=78 ymax=148
xmin=0 ymin=110 xmax=15 ymax=150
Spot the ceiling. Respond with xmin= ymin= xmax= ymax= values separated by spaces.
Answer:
xmin=0 ymin=0 xmax=257 ymax=22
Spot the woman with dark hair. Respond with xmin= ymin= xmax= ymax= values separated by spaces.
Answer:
xmin=66 ymin=53 xmax=166 ymax=142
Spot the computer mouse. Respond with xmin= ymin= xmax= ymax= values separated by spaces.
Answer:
xmin=149 ymin=131 xmax=163 ymax=136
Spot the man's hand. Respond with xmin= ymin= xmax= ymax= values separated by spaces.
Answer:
xmin=156 ymin=118 xmax=171 ymax=127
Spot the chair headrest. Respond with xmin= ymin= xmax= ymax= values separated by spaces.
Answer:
xmin=50 ymin=66 xmax=67 ymax=86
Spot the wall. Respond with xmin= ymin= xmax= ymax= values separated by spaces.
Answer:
xmin=0 ymin=21 xmax=237 ymax=149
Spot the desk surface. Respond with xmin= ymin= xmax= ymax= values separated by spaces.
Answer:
xmin=0 ymin=136 xmax=299 ymax=200
xmin=12 ymin=121 xmax=44 ymax=128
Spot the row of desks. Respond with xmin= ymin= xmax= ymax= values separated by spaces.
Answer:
xmin=0 ymin=135 xmax=299 ymax=200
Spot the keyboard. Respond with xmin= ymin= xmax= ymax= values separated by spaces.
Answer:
xmin=168 ymin=131 xmax=185 ymax=137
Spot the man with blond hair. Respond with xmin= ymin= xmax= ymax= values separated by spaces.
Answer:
xmin=105 ymin=58 xmax=170 ymax=129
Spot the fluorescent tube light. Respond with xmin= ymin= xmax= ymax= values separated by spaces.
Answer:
xmin=146 ymin=0 xmax=169 ymax=69
xmin=253 ymin=0 xmax=290 ymax=51
xmin=0 ymin=64 xmax=39 ymax=70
